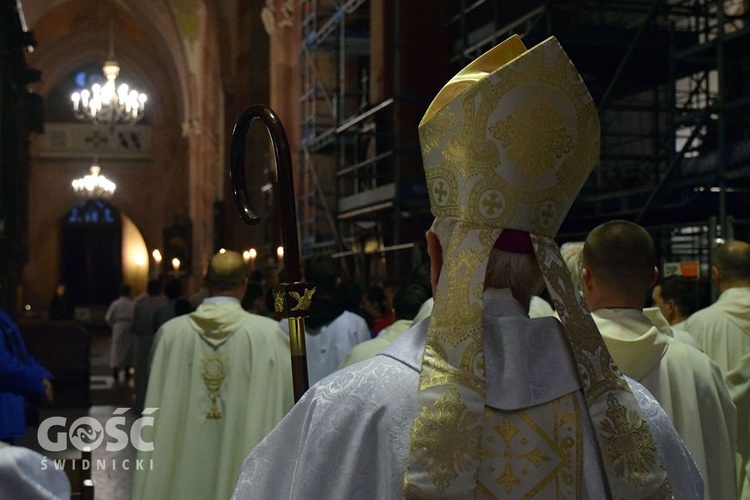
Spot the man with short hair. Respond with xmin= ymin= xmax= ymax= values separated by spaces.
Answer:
xmin=233 ymin=35 xmax=702 ymax=499
xmin=582 ymin=220 xmax=737 ymax=499
xmin=686 ymin=240 xmax=750 ymax=374
xmin=652 ymin=275 xmax=699 ymax=329
xmin=132 ymin=251 xmax=294 ymax=500
xmin=684 ymin=239 xmax=750 ymax=497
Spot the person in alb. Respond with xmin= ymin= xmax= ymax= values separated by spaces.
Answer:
xmin=232 ymin=35 xmax=702 ymax=499
xmin=685 ymin=239 xmax=750 ymax=497
xmin=685 ymin=240 xmax=750 ymax=374
xmin=281 ymin=255 xmax=370 ymax=385
xmin=131 ymin=250 xmax=294 ymax=500
xmin=582 ymin=219 xmax=737 ymax=499
xmin=105 ymin=284 xmax=134 ymax=383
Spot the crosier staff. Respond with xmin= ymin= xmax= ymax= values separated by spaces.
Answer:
xmin=229 ymin=104 xmax=312 ymax=402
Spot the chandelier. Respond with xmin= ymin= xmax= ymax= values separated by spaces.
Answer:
xmin=72 ymin=165 xmax=116 ymax=199
xmin=70 ymin=9 xmax=147 ymax=125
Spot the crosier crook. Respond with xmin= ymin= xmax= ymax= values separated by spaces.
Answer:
xmin=229 ymin=104 xmax=312 ymax=402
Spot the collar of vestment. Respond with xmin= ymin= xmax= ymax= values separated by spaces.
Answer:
xmin=375 ymin=319 xmax=414 ymax=343
xmin=642 ymin=307 xmax=676 ymax=337
xmin=715 ymin=287 xmax=750 ymax=333
xmin=189 ymin=299 xmax=246 ymax=348
xmin=381 ymin=288 xmax=582 ymax=410
xmin=591 ymin=308 xmax=670 ymax=380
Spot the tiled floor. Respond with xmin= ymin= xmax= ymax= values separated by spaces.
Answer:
xmin=18 ymin=329 xmax=137 ymax=500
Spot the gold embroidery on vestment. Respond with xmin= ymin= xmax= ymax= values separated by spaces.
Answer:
xmin=419 ymin=343 xmax=461 ymax=391
xmin=600 ymin=393 xmax=658 ymax=492
xmin=532 ymin=234 xmax=671 ymax=496
xmin=200 ymin=352 xmax=228 ymax=419
xmin=477 ymin=394 xmax=582 ymax=498
xmin=410 ymin=386 xmax=482 ymax=493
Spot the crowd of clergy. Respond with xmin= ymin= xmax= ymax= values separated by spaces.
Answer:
xmin=3 ymin=33 xmax=750 ymax=500
xmin=141 ymin=35 xmax=750 ymax=500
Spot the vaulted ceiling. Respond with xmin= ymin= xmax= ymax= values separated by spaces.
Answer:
xmin=22 ymin=0 xmax=235 ymax=128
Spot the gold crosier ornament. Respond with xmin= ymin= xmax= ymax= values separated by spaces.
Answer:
xmin=402 ymin=35 xmax=672 ymax=498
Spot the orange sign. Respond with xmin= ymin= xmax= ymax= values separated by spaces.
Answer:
xmin=663 ymin=261 xmax=700 ymax=278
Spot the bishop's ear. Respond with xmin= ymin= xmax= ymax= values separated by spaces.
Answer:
xmin=581 ymin=267 xmax=592 ymax=292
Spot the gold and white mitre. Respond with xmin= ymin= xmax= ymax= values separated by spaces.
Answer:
xmin=403 ymin=35 xmax=672 ymax=498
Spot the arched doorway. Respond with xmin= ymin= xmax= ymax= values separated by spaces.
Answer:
xmin=61 ymin=199 xmax=122 ymax=306
xmin=121 ymin=214 xmax=149 ymax=298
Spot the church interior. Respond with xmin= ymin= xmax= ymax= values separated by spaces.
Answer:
xmin=2 ymin=0 xmax=750 ymax=497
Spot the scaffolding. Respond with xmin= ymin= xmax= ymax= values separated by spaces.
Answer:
xmin=297 ymin=0 xmax=434 ymax=283
xmin=299 ymin=0 xmax=372 ymax=256
xmin=447 ymin=0 xmax=750 ymax=259
xmin=296 ymin=0 xmax=750 ymax=284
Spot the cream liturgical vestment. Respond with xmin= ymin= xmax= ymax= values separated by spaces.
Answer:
xmin=411 ymin=297 xmax=433 ymax=325
xmin=685 ymin=287 xmax=750 ymax=498
xmin=591 ymin=307 xmax=737 ymax=499
xmin=685 ymin=287 xmax=750 ymax=375
xmin=643 ymin=307 xmax=701 ymax=350
xmin=339 ymin=318 xmax=413 ymax=368
xmin=131 ymin=297 xmax=294 ymax=500
xmin=233 ymin=290 xmax=703 ymax=499
xmin=727 ymin=349 xmax=750 ymax=499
